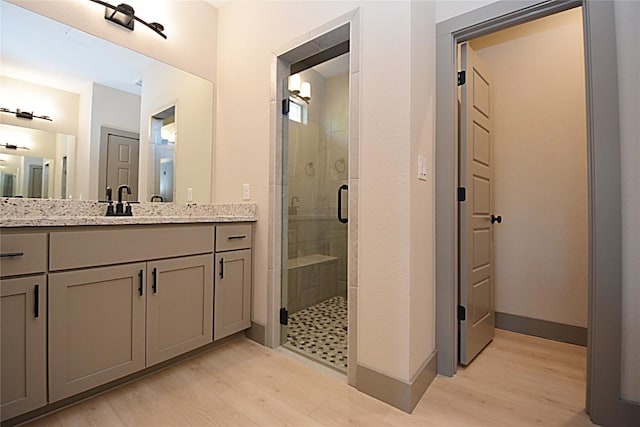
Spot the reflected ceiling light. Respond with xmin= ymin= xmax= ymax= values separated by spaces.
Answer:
xmin=88 ymin=0 xmax=167 ymax=40
xmin=0 ymin=143 xmax=31 ymax=151
xmin=288 ymin=74 xmax=311 ymax=103
xmin=0 ymin=107 xmax=52 ymax=122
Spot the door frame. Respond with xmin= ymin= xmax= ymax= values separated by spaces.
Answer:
xmin=435 ymin=0 xmax=625 ymax=425
xmin=266 ymin=9 xmax=361 ymax=387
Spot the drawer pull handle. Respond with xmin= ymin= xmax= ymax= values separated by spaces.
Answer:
xmin=1 ymin=252 xmax=24 ymax=258
xmin=138 ymin=270 xmax=144 ymax=296
xmin=227 ymin=235 xmax=247 ymax=240
xmin=152 ymin=268 xmax=158 ymax=294
xmin=34 ymin=284 xmax=40 ymax=318
xmin=219 ymin=258 xmax=224 ymax=279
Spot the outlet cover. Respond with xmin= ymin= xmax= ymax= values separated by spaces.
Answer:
xmin=243 ymin=183 xmax=251 ymax=200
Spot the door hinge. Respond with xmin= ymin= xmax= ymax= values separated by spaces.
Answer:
xmin=279 ymin=307 xmax=288 ymax=325
xmin=458 ymin=305 xmax=467 ymax=321
xmin=457 ymin=187 xmax=466 ymax=202
xmin=457 ymin=71 xmax=466 ymax=86
xmin=282 ymin=98 xmax=290 ymax=116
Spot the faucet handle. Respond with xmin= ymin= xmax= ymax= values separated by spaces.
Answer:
xmin=106 ymin=187 xmax=113 ymax=202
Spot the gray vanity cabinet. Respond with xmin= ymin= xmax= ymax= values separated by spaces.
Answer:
xmin=48 ymin=263 xmax=147 ymax=402
xmin=146 ymin=254 xmax=213 ymax=366
xmin=214 ymin=224 xmax=253 ymax=340
xmin=47 ymin=225 xmax=215 ymax=403
xmin=1 ymin=275 xmax=47 ymax=421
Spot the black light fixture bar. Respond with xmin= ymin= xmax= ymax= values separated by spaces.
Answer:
xmin=0 ymin=143 xmax=31 ymax=151
xmin=0 ymin=107 xmax=52 ymax=121
xmin=88 ymin=0 xmax=167 ymax=39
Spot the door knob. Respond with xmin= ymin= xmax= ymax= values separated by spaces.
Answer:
xmin=491 ymin=214 xmax=502 ymax=224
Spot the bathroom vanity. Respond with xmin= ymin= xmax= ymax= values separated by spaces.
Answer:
xmin=0 ymin=199 xmax=256 ymax=423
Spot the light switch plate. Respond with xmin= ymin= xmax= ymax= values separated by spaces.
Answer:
xmin=243 ymin=183 xmax=251 ymax=200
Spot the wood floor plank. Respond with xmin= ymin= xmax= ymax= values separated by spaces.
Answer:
xmin=24 ymin=330 xmax=595 ymax=427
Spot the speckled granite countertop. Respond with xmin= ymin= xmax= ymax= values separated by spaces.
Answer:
xmin=0 ymin=198 xmax=257 ymax=227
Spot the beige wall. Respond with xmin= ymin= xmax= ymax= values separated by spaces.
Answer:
xmin=217 ymin=1 xmax=436 ymax=382
xmin=615 ymin=0 xmax=640 ymax=404
xmin=470 ymin=8 xmax=588 ymax=328
xmin=409 ymin=0 xmax=437 ymax=376
xmin=435 ymin=0 xmax=498 ymax=23
xmin=139 ymin=62 xmax=214 ymax=203
xmin=0 ymin=76 xmax=79 ymax=136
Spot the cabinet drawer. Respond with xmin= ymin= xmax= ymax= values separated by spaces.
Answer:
xmin=216 ymin=224 xmax=252 ymax=252
xmin=0 ymin=233 xmax=47 ymax=278
xmin=50 ymin=225 xmax=214 ymax=271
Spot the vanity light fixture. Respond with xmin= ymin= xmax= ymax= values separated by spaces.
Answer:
xmin=288 ymin=74 xmax=311 ymax=103
xmin=88 ymin=0 xmax=167 ymax=40
xmin=0 ymin=107 xmax=52 ymax=122
xmin=0 ymin=143 xmax=31 ymax=151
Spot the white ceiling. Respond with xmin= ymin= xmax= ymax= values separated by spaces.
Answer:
xmin=0 ymin=1 xmax=155 ymax=95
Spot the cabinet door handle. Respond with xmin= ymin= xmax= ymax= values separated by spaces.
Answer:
xmin=219 ymin=258 xmax=224 ymax=279
xmin=152 ymin=267 xmax=158 ymax=293
xmin=138 ymin=270 xmax=144 ymax=296
xmin=1 ymin=251 xmax=24 ymax=258
xmin=227 ymin=235 xmax=247 ymax=240
xmin=34 ymin=284 xmax=40 ymax=318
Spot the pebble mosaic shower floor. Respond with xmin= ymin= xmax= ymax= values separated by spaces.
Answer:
xmin=285 ymin=296 xmax=348 ymax=372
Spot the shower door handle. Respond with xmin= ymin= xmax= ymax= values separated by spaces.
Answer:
xmin=338 ymin=184 xmax=348 ymax=224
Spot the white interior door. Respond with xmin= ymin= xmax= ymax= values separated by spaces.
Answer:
xmin=459 ymin=42 xmax=496 ymax=365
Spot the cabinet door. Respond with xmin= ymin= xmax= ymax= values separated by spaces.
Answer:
xmin=1 ymin=276 xmax=47 ymax=421
xmin=49 ymin=263 xmax=146 ymax=402
xmin=214 ymin=249 xmax=252 ymax=340
xmin=146 ymin=254 xmax=213 ymax=366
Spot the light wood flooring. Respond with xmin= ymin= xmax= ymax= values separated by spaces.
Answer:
xmin=25 ymin=330 xmax=595 ymax=426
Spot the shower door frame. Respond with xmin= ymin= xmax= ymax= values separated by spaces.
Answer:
xmin=267 ymin=10 xmax=361 ymax=386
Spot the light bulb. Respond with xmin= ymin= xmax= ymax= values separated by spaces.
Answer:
xmin=300 ymin=81 xmax=311 ymax=99
xmin=288 ymin=74 xmax=301 ymax=93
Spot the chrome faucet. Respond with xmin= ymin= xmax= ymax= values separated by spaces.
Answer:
xmin=116 ymin=185 xmax=132 ymax=216
xmin=289 ymin=196 xmax=299 ymax=215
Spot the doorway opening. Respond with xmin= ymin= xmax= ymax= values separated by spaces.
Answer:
xmin=149 ymin=106 xmax=176 ymax=203
xmin=457 ymin=6 xmax=588 ymax=366
xmin=269 ymin=14 xmax=360 ymax=383
xmin=436 ymin=0 xmax=624 ymax=424
xmin=282 ymin=50 xmax=350 ymax=373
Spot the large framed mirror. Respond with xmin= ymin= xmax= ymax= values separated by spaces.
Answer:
xmin=0 ymin=0 xmax=214 ymax=203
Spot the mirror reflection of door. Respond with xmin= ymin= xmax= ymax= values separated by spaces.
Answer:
xmin=149 ymin=106 xmax=176 ymax=202
xmin=61 ymin=156 xmax=68 ymax=199
xmin=42 ymin=161 xmax=50 ymax=199
xmin=1 ymin=173 xmax=15 ymax=197
xmin=28 ymin=164 xmax=43 ymax=198
xmin=105 ymin=131 xmax=139 ymax=200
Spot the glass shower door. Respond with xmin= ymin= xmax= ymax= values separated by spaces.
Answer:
xmin=281 ymin=53 xmax=350 ymax=372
